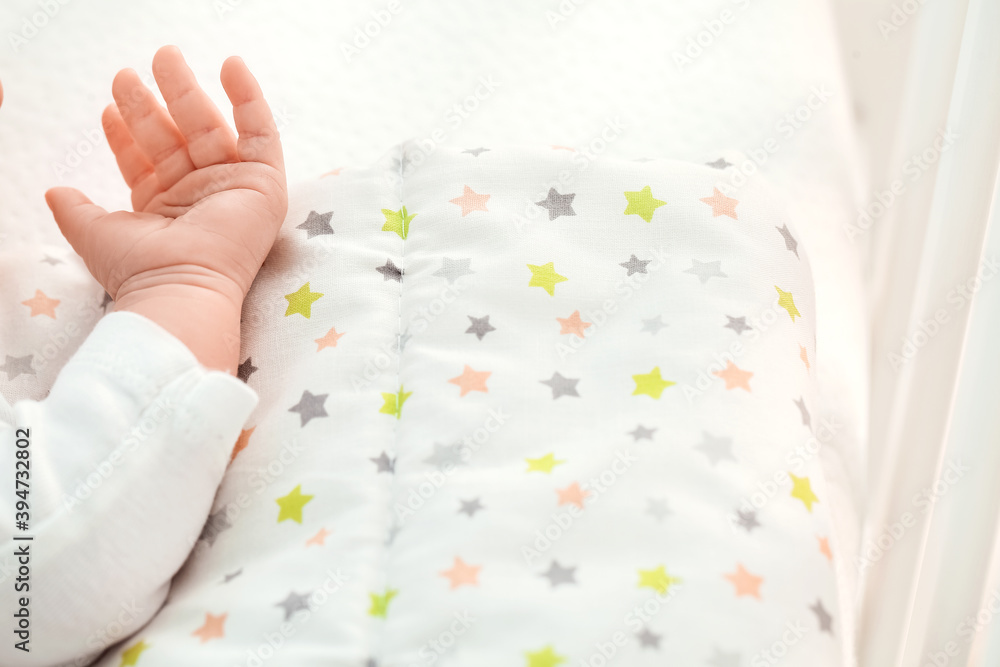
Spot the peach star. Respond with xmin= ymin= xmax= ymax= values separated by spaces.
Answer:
xmin=724 ymin=563 xmax=763 ymax=599
xmin=192 ymin=612 xmax=227 ymax=643
xmin=230 ymin=426 xmax=255 ymax=462
xmin=556 ymin=482 xmax=590 ymax=509
xmin=551 ymin=145 xmax=576 ymax=151
xmin=817 ymin=535 xmax=833 ymax=561
xmin=315 ymin=327 xmax=345 ymax=351
xmin=306 ymin=527 xmax=332 ymax=547
xmin=714 ymin=360 xmax=753 ymax=391
xmin=800 ymin=345 xmax=811 ymax=370
xmin=321 ymin=167 xmax=342 ymax=177
xmin=440 ymin=556 xmax=481 ymax=589
xmin=448 ymin=365 xmax=491 ymax=396
xmin=556 ymin=310 xmax=592 ymax=338
xmin=21 ymin=289 xmax=59 ymax=318
xmin=700 ymin=187 xmax=739 ymax=219
xmin=449 ymin=185 xmax=491 ymax=217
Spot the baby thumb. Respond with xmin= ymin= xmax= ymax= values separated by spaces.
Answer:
xmin=45 ymin=187 xmax=108 ymax=253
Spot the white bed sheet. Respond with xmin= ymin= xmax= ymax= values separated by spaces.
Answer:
xmin=0 ymin=0 xmax=869 ymax=661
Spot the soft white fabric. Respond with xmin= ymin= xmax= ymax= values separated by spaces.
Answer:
xmin=0 ymin=311 xmax=258 ymax=666
xmin=1 ymin=145 xmax=852 ymax=665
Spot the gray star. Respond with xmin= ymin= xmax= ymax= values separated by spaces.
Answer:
xmin=462 ymin=147 xmax=490 ymax=157
xmin=459 ymin=498 xmax=484 ymax=517
xmin=222 ymin=568 xmax=243 ymax=584
xmin=397 ymin=327 xmax=412 ymax=352
xmin=637 ymin=627 xmax=662 ymax=649
xmin=535 ymin=188 xmax=576 ymax=220
xmin=296 ymin=210 xmax=335 ymax=238
xmin=433 ymin=257 xmax=475 ymax=284
xmin=641 ymin=315 xmax=667 ymax=334
xmin=0 ymin=355 xmax=35 ymax=380
xmin=540 ymin=372 xmax=580 ymax=399
xmin=619 ymin=254 xmax=651 ymax=275
xmin=646 ymin=498 xmax=672 ymax=522
xmin=707 ymin=647 xmax=741 ymax=667
xmin=198 ymin=510 xmax=233 ymax=546
xmin=289 ymin=390 xmax=329 ymax=426
xmin=237 ymin=357 xmax=258 ymax=383
xmin=275 ymin=591 xmax=312 ymax=621
xmin=386 ymin=522 xmax=402 ymax=545
xmin=100 ymin=292 xmax=114 ymax=309
xmin=541 ymin=560 xmax=576 ymax=586
xmin=694 ymin=432 xmax=736 ymax=466
xmin=370 ymin=451 xmax=395 ymax=473
xmin=466 ymin=315 xmax=496 ymax=340
xmin=684 ymin=259 xmax=727 ymax=284
xmin=391 ymin=153 xmax=413 ymax=174
xmin=724 ymin=315 xmax=751 ymax=335
xmin=794 ymin=397 xmax=811 ymax=428
xmin=629 ymin=425 xmax=657 ymax=441
xmin=811 ymin=599 xmax=834 ymax=633
xmin=735 ymin=509 xmax=760 ymax=532
xmin=366 ymin=659 xmax=379 ymax=667
xmin=376 ymin=258 xmax=403 ymax=282
xmin=40 ymin=255 xmax=62 ymax=265
xmin=706 ymin=158 xmax=733 ymax=169
xmin=776 ymin=224 xmax=799 ymax=257
xmin=424 ymin=442 xmax=467 ymax=471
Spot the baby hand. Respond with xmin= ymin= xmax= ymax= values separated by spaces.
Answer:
xmin=44 ymin=46 xmax=288 ymax=373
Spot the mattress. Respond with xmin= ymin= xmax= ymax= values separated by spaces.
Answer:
xmin=0 ymin=0 xmax=869 ymax=663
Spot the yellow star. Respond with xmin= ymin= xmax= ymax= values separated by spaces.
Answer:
xmin=632 ymin=366 xmax=675 ymax=399
xmin=789 ymin=473 xmax=819 ymax=512
xmin=368 ymin=588 xmax=398 ymax=618
xmin=119 ymin=640 xmax=149 ymax=666
xmin=275 ymin=484 xmax=314 ymax=523
xmin=379 ymin=385 xmax=412 ymax=419
xmin=637 ymin=565 xmax=681 ymax=594
xmin=775 ymin=286 xmax=800 ymax=321
xmin=525 ymin=645 xmax=567 ymax=667
xmin=526 ymin=453 xmax=566 ymax=474
xmin=623 ymin=186 xmax=667 ymax=222
xmin=284 ymin=282 xmax=323 ymax=318
xmin=381 ymin=206 xmax=416 ymax=239
xmin=527 ymin=262 xmax=568 ymax=296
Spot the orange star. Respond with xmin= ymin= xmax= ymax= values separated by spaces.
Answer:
xmin=449 ymin=185 xmax=491 ymax=217
xmin=315 ymin=327 xmax=345 ymax=351
xmin=817 ymin=535 xmax=833 ymax=561
xmin=306 ymin=527 xmax=332 ymax=547
xmin=700 ymin=187 xmax=739 ymax=219
xmin=21 ymin=289 xmax=59 ymax=318
xmin=556 ymin=310 xmax=592 ymax=338
xmin=321 ymin=167 xmax=342 ymax=177
xmin=556 ymin=482 xmax=590 ymax=509
xmin=714 ymin=360 xmax=753 ymax=391
xmin=440 ymin=556 xmax=481 ymax=589
xmin=724 ymin=563 xmax=763 ymax=599
xmin=448 ymin=365 xmax=491 ymax=396
xmin=800 ymin=345 xmax=810 ymax=371
xmin=192 ymin=612 xmax=227 ymax=643
xmin=230 ymin=427 xmax=255 ymax=462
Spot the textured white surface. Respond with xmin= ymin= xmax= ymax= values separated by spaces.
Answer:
xmin=0 ymin=0 xmax=869 ymax=661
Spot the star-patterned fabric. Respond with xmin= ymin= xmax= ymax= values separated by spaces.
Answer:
xmin=6 ymin=143 xmax=844 ymax=665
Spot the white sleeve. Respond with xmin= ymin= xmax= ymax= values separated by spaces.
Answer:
xmin=0 ymin=311 xmax=258 ymax=666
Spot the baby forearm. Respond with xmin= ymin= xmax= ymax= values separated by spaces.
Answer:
xmin=112 ymin=271 xmax=244 ymax=375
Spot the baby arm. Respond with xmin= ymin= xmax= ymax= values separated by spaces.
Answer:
xmin=0 ymin=47 xmax=286 ymax=665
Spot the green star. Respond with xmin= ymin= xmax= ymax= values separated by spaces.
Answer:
xmin=527 ymin=262 xmax=568 ymax=296
xmin=623 ymin=186 xmax=667 ymax=222
xmin=284 ymin=282 xmax=323 ymax=318
xmin=525 ymin=645 xmax=566 ymax=667
xmin=119 ymin=640 xmax=150 ymax=666
xmin=382 ymin=206 xmax=416 ymax=240
xmin=379 ymin=385 xmax=412 ymax=419
xmin=275 ymin=485 xmax=314 ymax=523
xmin=368 ymin=588 xmax=398 ymax=618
